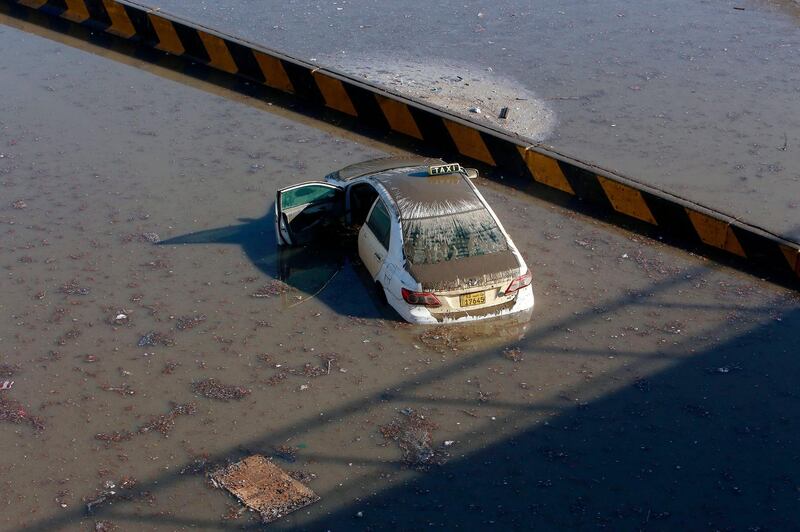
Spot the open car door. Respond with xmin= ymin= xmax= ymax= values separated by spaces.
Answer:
xmin=275 ymin=182 xmax=343 ymax=246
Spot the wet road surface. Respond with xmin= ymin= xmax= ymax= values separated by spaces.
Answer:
xmin=1 ymin=16 xmax=799 ymax=531
xmin=137 ymin=0 xmax=800 ymax=242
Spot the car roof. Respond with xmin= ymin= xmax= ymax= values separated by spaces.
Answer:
xmin=328 ymin=156 xmax=443 ymax=182
xmin=371 ymin=166 xmax=486 ymax=221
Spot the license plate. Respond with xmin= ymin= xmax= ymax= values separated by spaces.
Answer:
xmin=459 ymin=291 xmax=485 ymax=307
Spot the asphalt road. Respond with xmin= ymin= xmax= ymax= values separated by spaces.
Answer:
xmin=0 ymin=15 xmax=798 ymax=531
xmin=137 ymin=0 xmax=800 ymax=242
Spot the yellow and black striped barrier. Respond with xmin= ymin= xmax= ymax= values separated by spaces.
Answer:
xmin=4 ymin=0 xmax=799 ymax=287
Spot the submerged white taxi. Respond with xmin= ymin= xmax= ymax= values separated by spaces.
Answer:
xmin=275 ymin=156 xmax=534 ymax=324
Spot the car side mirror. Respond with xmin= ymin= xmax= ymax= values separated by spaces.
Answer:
xmin=464 ymin=168 xmax=479 ymax=180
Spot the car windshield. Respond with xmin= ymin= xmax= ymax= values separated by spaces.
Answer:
xmin=403 ymin=208 xmax=508 ymax=265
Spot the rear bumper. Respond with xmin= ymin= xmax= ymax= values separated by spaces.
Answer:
xmin=388 ymin=285 xmax=534 ymax=324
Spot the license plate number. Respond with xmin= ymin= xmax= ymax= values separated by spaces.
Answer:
xmin=459 ymin=291 xmax=485 ymax=307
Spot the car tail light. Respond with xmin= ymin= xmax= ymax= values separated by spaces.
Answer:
xmin=401 ymin=288 xmax=441 ymax=307
xmin=505 ymin=270 xmax=532 ymax=295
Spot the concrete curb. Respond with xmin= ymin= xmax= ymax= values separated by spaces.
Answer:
xmin=6 ymin=0 xmax=799 ymax=286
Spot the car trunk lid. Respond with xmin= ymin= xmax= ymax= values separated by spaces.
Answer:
xmin=406 ymin=249 xmax=520 ymax=293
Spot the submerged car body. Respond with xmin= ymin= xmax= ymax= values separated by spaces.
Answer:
xmin=275 ymin=156 xmax=534 ymax=324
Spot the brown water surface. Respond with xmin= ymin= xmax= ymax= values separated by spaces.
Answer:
xmin=1 ymin=20 xmax=799 ymax=531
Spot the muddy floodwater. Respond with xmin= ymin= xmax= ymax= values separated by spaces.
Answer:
xmin=1 ymin=19 xmax=800 ymax=531
xmin=145 ymin=0 xmax=800 ymax=242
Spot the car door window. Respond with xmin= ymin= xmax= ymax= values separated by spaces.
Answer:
xmin=366 ymin=200 xmax=391 ymax=250
xmin=280 ymin=185 xmax=339 ymax=210
xmin=276 ymin=183 xmax=343 ymax=246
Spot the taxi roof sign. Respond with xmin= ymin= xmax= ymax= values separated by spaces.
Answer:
xmin=428 ymin=163 xmax=462 ymax=176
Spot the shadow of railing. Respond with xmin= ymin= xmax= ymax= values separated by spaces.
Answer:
xmin=289 ymin=306 xmax=800 ymax=530
xmin=14 ymin=264 xmax=797 ymax=530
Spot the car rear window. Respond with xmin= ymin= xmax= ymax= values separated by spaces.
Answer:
xmin=403 ymin=209 xmax=508 ymax=264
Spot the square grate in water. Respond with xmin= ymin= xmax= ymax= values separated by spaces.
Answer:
xmin=210 ymin=455 xmax=319 ymax=523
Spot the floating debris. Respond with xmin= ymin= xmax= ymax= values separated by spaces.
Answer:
xmin=100 ymin=383 xmax=136 ymax=396
xmin=56 ymin=328 xmax=82 ymax=346
xmin=96 ymin=402 xmax=198 ymax=444
xmin=273 ymin=445 xmax=298 ymax=463
xmin=138 ymin=402 xmax=197 ymax=437
xmin=110 ymin=312 xmax=130 ymax=326
xmin=683 ymin=403 xmax=712 ymax=419
xmin=141 ymin=258 xmax=171 ymax=270
xmin=477 ymin=390 xmax=495 ymax=403
xmin=175 ymin=314 xmax=207 ymax=331
xmin=94 ymin=430 xmax=136 ymax=444
xmin=503 ymin=346 xmax=523 ymax=362
xmin=222 ymin=504 xmax=246 ymax=521
xmin=0 ymin=364 xmax=19 ymax=378
xmin=11 ymin=199 xmax=27 ymax=209
xmin=0 ymin=395 xmax=45 ymax=431
xmin=319 ymin=352 xmax=339 ymax=374
xmin=161 ymin=361 xmax=179 ymax=375
xmin=250 ymin=280 xmax=290 ymax=298
xmin=94 ymin=520 xmax=118 ymax=532
xmin=59 ymin=280 xmax=90 ymax=296
xmin=634 ymin=378 xmax=651 ymax=392
xmin=210 ymin=455 xmax=320 ymax=524
xmin=419 ymin=326 xmax=469 ymax=353
xmin=265 ymin=372 xmax=288 ymax=386
xmin=85 ymin=477 xmax=151 ymax=514
xmin=289 ymin=363 xmax=327 ymax=378
xmin=288 ymin=470 xmax=317 ymax=484
xmin=139 ymin=232 xmax=161 ymax=244
xmin=137 ymin=331 xmax=176 ymax=348
xmin=179 ymin=457 xmax=214 ymax=476
xmin=380 ymin=410 xmax=447 ymax=468
xmin=192 ymin=378 xmax=251 ymax=402
xmin=705 ymin=364 xmax=741 ymax=375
